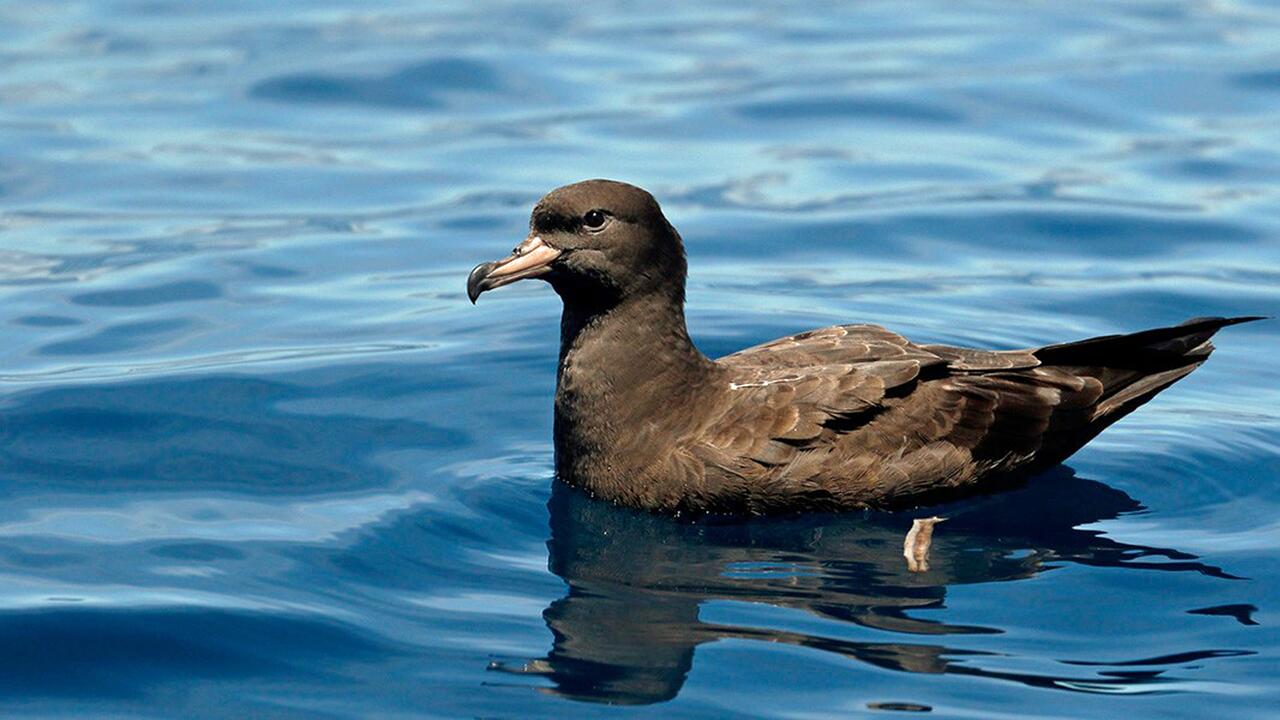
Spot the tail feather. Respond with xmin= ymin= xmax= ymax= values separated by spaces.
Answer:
xmin=1035 ymin=316 xmax=1263 ymax=367
xmin=1034 ymin=315 xmax=1264 ymax=421
xmin=1017 ymin=315 xmax=1262 ymax=470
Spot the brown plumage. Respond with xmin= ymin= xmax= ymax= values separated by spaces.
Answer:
xmin=467 ymin=179 xmax=1262 ymax=515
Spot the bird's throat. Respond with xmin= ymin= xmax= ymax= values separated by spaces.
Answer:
xmin=553 ymin=292 xmax=714 ymax=489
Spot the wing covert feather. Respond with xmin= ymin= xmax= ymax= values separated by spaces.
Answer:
xmin=675 ymin=324 xmax=1110 ymax=509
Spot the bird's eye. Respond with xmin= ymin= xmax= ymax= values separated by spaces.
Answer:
xmin=582 ymin=209 xmax=608 ymax=231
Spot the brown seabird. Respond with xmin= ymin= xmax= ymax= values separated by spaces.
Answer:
xmin=467 ymin=179 xmax=1261 ymax=514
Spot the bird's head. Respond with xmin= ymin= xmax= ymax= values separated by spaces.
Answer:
xmin=467 ymin=179 xmax=686 ymax=309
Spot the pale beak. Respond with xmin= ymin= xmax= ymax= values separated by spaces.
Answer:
xmin=467 ymin=235 xmax=563 ymax=303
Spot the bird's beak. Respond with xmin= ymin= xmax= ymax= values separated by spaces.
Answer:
xmin=467 ymin=235 xmax=563 ymax=303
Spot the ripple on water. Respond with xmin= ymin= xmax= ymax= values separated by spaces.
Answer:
xmin=249 ymin=58 xmax=506 ymax=111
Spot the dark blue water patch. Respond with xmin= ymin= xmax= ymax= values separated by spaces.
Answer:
xmin=71 ymin=280 xmax=222 ymax=307
xmin=0 ymin=547 xmax=84 ymax=569
xmin=37 ymin=318 xmax=196 ymax=356
xmin=0 ymin=372 xmax=468 ymax=495
xmin=734 ymin=95 xmax=964 ymax=124
xmin=228 ymin=260 xmax=302 ymax=279
xmin=1164 ymin=156 xmax=1280 ymax=182
xmin=1232 ymin=69 xmax=1280 ymax=90
xmin=12 ymin=314 xmax=82 ymax=327
xmin=0 ymin=608 xmax=397 ymax=699
xmin=249 ymin=58 xmax=504 ymax=110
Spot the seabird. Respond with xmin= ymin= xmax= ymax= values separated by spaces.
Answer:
xmin=468 ymin=179 xmax=1261 ymax=514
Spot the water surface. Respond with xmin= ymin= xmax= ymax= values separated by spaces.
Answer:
xmin=2 ymin=1 xmax=1279 ymax=717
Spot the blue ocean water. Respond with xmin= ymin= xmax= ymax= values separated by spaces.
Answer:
xmin=2 ymin=1 xmax=1279 ymax=717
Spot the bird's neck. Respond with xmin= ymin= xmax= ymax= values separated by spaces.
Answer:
xmin=553 ymin=291 xmax=716 ymax=488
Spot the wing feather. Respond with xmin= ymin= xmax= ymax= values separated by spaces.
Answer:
xmin=675 ymin=324 xmax=1114 ymax=510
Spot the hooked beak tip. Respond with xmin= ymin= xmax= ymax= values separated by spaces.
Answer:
xmin=465 ymin=235 xmax=562 ymax=305
xmin=466 ymin=261 xmax=495 ymax=304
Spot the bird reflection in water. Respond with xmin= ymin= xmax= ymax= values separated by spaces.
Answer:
xmin=491 ymin=468 xmax=1245 ymax=705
